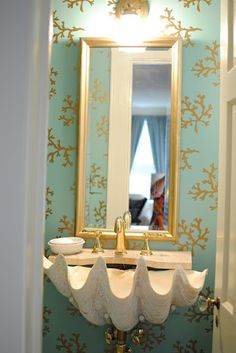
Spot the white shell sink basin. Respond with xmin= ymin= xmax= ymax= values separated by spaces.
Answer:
xmin=43 ymin=255 xmax=207 ymax=331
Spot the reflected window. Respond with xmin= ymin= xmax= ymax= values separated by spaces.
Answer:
xmin=129 ymin=119 xmax=167 ymax=230
xmin=129 ymin=121 xmax=155 ymax=229
xmin=128 ymin=63 xmax=171 ymax=230
xmin=129 ymin=120 xmax=155 ymax=198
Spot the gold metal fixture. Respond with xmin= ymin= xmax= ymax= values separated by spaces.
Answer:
xmin=105 ymin=327 xmax=145 ymax=352
xmin=123 ymin=210 xmax=132 ymax=230
xmin=198 ymin=295 xmax=221 ymax=312
xmin=140 ymin=233 xmax=153 ymax=256
xmin=92 ymin=231 xmax=104 ymax=253
xmin=115 ymin=0 xmax=149 ymax=18
xmin=105 ymin=328 xmax=129 ymax=353
xmin=114 ymin=217 xmax=127 ymax=255
xmin=105 ymin=328 xmax=117 ymax=345
xmin=207 ymin=297 xmax=221 ymax=310
xmin=130 ymin=328 xmax=145 ymax=345
xmin=116 ymin=330 xmax=128 ymax=353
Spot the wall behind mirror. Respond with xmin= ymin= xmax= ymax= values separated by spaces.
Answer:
xmin=76 ymin=38 xmax=182 ymax=240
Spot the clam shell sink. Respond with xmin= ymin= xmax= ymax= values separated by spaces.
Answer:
xmin=43 ymin=254 xmax=207 ymax=331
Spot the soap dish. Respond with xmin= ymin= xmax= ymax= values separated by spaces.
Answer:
xmin=48 ymin=237 xmax=85 ymax=255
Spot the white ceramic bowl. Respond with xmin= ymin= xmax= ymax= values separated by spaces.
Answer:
xmin=48 ymin=237 xmax=85 ymax=255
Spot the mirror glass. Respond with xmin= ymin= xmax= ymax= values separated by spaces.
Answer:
xmin=76 ymin=38 xmax=181 ymax=241
xmin=129 ymin=62 xmax=171 ymax=231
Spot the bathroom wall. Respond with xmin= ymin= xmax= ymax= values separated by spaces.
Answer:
xmin=44 ymin=1 xmax=220 ymax=352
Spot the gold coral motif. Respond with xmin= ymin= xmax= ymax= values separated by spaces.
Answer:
xmin=70 ymin=182 xmax=76 ymax=194
xmin=45 ymin=187 xmax=54 ymax=219
xmin=43 ymin=306 xmax=51 ymax=337
xmin=47 ymin=128 xmax=76 ymax=167
xmin=56 ymin=333 xmax=87 ymax=353
xmin=67 ymin=303 xmax=81 ymax=317
xmin=89 ymin=79 xmax=109 ymax=109
xmin=59 ymin=95 xmax=79 ymax=127
xmin=94 ymin=201 xmax=107 ymax=225
xmin=177 ymin=218 xmax=209 ymax=255
xmin=179 ymin=0 xmax=212 ymax=12
xmin=181 ymin=95 xmax=213 ymax=133
xmin=160 ymin=8 xmax=202 ymax=47
xmin=173 ymin=339 xmax=204 ymax=353
xmin=184 ymin=286 xmax=214 ymax=333
xmin=139 ymin=323 xmax=166 ymax=351
xmin=108 ymin=0 xmax=119 ymax=15
xmin=192 ymin=41 xmax=220 ymax=85
xmin=53 ymin=10 xmax=84 ymax=47
xmin=180 ymin=148 xmax=199 ymax=170
xmin=90 ymin=163 xmax=107 ymax=190
xmin=62 ymin=0 xmax=94 ymax=11
xmin=96 ymin=116 xmax=109 ymax=141
xmin=49 ymin=67 xmax=58 ymax=99
xmin=58 ymin=215 xmax=75 ymax=235
xmin=189 ymin=163 xmax=218 ymax=210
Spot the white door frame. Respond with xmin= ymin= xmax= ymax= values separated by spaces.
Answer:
xmin=0 ymin=1 xmax=51 ymax=353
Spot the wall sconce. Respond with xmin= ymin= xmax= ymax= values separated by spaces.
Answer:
xmin=112 ymin=0 xmax=149 ymax=44
xmin=115 ymin=0 xmax=149 ymax=19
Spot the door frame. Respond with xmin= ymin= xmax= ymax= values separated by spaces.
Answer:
xmin=0 ymin=1 xmax=52 ymax=353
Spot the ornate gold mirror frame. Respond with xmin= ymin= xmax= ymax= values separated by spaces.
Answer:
xmin=75 ymin=37 xmax=182 ymax=242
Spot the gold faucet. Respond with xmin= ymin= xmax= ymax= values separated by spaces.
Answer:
xmin=114 ymin=216 xmax=127 ymax=255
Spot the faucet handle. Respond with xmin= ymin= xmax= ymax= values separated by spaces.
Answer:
xmin=114 ymin=216 xmax=123 ymax=233
xmin=140 ymin=233 xmax=153 ymax=256
xmin=114 ymin=217 xmax=127 ymax=255
xmin=123 ymin=211 xmax=132 ymax=229
xmin=92 ymin=231 xmax=104 ymax=253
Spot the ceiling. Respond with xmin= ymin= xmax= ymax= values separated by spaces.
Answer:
xmin=132 ymin=64 xmax=171 ymax=116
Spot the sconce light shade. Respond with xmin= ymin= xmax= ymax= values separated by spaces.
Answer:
xmin=115 ymin=0 xmax=149 ymax=19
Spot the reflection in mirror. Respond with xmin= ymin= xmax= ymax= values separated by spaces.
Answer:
xmin=129 ymin=63 xmax=171 ymax=231
xmin=76 ymin=38 xmax=181 ymax=241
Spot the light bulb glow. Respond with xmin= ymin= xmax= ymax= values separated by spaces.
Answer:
xmin=112 ymin=14 xmax=146 ymax=45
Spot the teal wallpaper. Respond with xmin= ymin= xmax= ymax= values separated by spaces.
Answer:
xmin=44 ymin=0 xmax=220 ymax=352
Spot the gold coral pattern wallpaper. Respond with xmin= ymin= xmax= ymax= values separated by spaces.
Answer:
xmin=43 ymin=0 xmax=220 ymax=352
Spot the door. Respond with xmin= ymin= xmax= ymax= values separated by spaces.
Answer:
xmin=212 ymin=0 xmax=236 ymax=352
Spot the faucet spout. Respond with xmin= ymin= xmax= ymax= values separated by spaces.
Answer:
xmin=114 ymin=217 xmax=127 ymax=255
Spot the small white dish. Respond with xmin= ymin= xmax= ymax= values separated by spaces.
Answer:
xmin=48 ymin=237 xmax=85 ymax=255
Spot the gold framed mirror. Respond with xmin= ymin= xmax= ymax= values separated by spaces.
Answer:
xmin=76 ymin=37 xmax=182 ymax=241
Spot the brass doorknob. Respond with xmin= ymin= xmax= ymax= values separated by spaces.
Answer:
xmin=198 ymin=295 xmax=221 ymax=312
